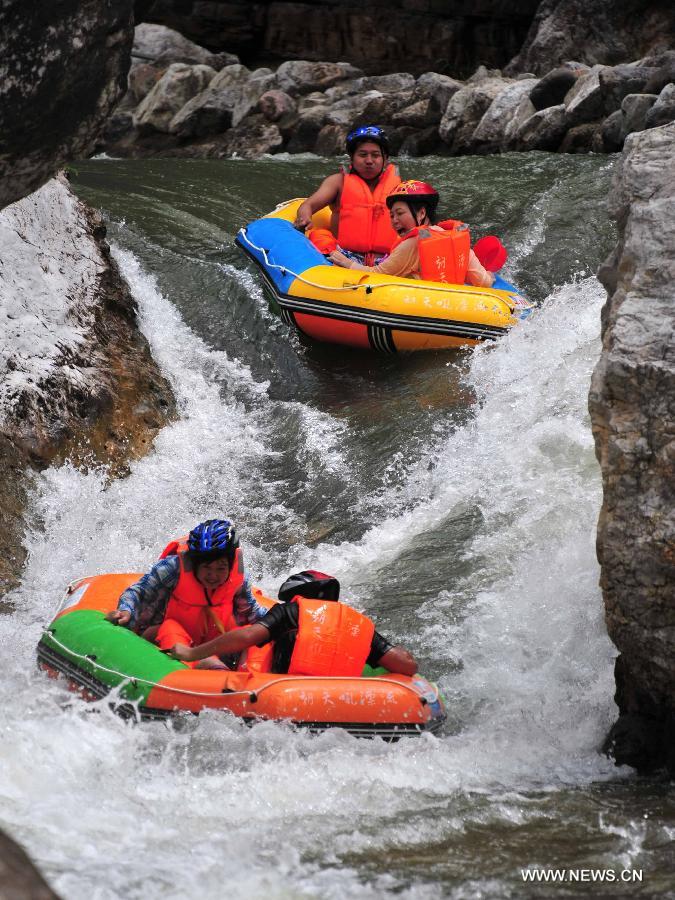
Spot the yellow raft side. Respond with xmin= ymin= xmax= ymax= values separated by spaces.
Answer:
xmin=266 ymin=198 xmax=521 ymax=327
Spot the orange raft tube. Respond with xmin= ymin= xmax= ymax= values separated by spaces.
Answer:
xmin=37 ymin=574 xmax=446 ymax=738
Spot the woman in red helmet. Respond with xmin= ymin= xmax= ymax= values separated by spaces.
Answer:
xmin=329 ymin=180 xmax=497 ymax=287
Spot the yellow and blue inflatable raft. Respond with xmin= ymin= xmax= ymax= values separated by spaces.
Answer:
xmin=236 ymin=199 xmax=533 ymax=353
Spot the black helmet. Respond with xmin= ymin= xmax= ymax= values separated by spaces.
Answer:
xmin=278 ymin=570 xmax=340 ymax=604
xmin=345 ymin=125 xmax=390 ymax=157
xmin=187 ymin=519 xmax=238 ymax=564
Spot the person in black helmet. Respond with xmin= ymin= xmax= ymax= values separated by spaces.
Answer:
xmin=169 ymin=570 xmax=418 ymax=677
xmin=293 ymin=125 xmax=402 ymax=266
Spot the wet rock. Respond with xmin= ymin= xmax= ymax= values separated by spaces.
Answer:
xmin=515 ymin=103 xmax=568 ymax=151
xmin=128 ymin=61 xmax=166 ymax=104
xmin=392 ymin=99 xmax=438 ymax=129
xmin=324 ymin=90 xmax=385 ymax=128
xmin=413 ymin=73 xmax=463 ymax=111
xmin=439 ymin=78 xmax=508 ymax=153
xmin=641 ymin=50 xmax=675 ymax=94
xmin=0 ymin=1 xmax=133 ymax=210
xmin=559 ymin=121 xmax=603 ymax=153
xmin=0 ymin=175 xmax=175 ymax=589
xmin=133 ymin=62 xmax=215 ymax=134
xmin=601 ymin=109 xmax=626 ymax=152
xmin=399 ymin=126 xmax=444 ymax=157
xmin=298 ymin=92 xmax=330 ymax=111
xmin=353 ymin=73 xmax=416 ymax=94
xmin=0 ymin=828 xmax=61 ymax=899
xmin=315 ymin=124 xmax=349 ymax=157
xmin=168 ymin=63 xmax=270 ymax=138
xmin=275 ymin=60 xmax=362 ymax=96
xmin=472 ymin=79 xmax=538 ymax=151
xmin=286 ymin=106 xmax=329 ymax=153
xmin=258 ymin=90 xmax=297 ymax=122
xmin=564 ymin=65 xmax=607 ymax=125
xmin=361 ymin=91 xmax=415 ymax=125
xmin=622 ymin=93 xmax=658 ymax=135
xmin=132 ymin=23 xmax=237 ymax=70
xmin=529 ymin=66 xmax=582 ymax=110
xmin=220 ymin=118 xmax=283 ymax=158
xmin=599 ymin=63 xmax=659 ymax=115
xmin=589 ymin=122 xmax=675 ymax=776
xmin=645 ymin=83 xmax=675 ymax=128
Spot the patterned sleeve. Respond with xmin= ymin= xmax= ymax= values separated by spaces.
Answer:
xmin=232 ymin=574 xmax=269 ymax=625
xmin=117 ymin=556 xmax=180 ymax=629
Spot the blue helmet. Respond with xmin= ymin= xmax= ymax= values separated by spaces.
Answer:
xmin=187 ymin=519 xmax=238 ymax=561
xmin=346 ymin=125 xmax=389 ymax=156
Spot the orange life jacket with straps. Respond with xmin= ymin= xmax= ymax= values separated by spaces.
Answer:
xmin=287 ymin=597 xmax=375 ymax=677
xmin=161 ymin=547 xmax=245 ymax=644
xmin=391 ymin=219 xmax=471 ymax=284
xmin=337 ymin=164 xmax=400 ymax=255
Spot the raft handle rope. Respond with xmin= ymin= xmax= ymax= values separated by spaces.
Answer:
xmin=41 ymin=626 xmax=439 ymax=706
xmin=238 ymin=228 xmax=519 ymax=314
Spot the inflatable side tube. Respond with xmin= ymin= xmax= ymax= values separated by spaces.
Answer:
xmin=236 ymin=219 xmax=329 ymax=295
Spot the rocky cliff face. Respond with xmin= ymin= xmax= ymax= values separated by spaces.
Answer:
xmin=589 ymin=122 xmax=675 ymax=775
xmin=137 ymin=0 xmax=675 ymax=79
xmin=0 ymin=176 xmax=176 ymax=594
xmin=136 ymin=0 xmax=539 ymax=76
xmin=506 ymin=0 xmax=675 ymax=76
xmin=0 ymin=0 xmax=134 ymax=209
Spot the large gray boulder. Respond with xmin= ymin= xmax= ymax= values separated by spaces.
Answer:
xmin=169 ymin=65 xmax=278 ymax=138
xmin=275 ymin=60 xmax=362 ymax=96
xmin=439 ymin=78 xmax=508 ymax=152
xmin=529 ymin=65 xmax=584 ymax=110
xmin=622 ymin=93 xmax=659 ymax=135
xmin=132 ymin=23 xmax=237 ymax=70
xmin=598 ymin=63 xmax=660 ymax=115
xmin=286 ymin=106 xmax=330 ymax=153
xmin=589 ymin=122 xmax=675 ymax=775
xmin=645 ymin=83 xmax=675 ymax=129
xmin=0 ymin=0 xmax=134 ymax=210
xmin=472 ymin=79 xmax=539 ymax=150
xmin=506 ymin=0 xmax=675 ymax=77
xmin=515 ymin=103 xmax=569 ymax=150
xmin=324 ymin=90 xmax=385 ymax=127
xmin=133 ymin=63 xmax=216 ymax=134
xmin=564 ymin=65 xmax=607 ymax=125
xmin=413 ymin=73 xmax=463 ymax=110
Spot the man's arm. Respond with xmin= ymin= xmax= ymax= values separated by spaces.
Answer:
xmin=294 ymin=173 xmax=343 ymax=229
xmin=106 ymin=557 xmax=180 ymax=628
xmin=171 ymin=623 xmax=271 ymax=662
xmin=376 ymin=646 xmax=418 ymax=676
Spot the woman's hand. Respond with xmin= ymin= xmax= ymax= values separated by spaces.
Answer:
xmin=106 ymin=609 xmax=131 ymax=626
xmin=328 ymin=250 xmax=353 ymax=269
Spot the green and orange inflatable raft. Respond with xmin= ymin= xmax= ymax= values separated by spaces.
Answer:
xmin=37 ymin=574 xmax=446 ymax=738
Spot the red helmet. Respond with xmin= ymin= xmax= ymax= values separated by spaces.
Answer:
xmin=386 ymin=180 xmax=439 ymax=209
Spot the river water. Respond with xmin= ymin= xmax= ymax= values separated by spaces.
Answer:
xmin=1 ymin=154 xmax=673 ymax=898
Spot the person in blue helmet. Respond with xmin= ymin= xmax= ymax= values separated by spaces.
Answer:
xmin=293 ymin=125 xmax=402 ymax=266
xmin=106 ymin=519 xmax=267 ymax=669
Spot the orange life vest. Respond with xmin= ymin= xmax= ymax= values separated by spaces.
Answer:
xmin=162 ymin=549 xmax=245 ymax=644
xmin=287 ymin=597 xmax=375 ymax=677
xmin=392 ymin=219 xmax=471 ymax=284
xmin=337 ymin=164 xmax=400 ymax=255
